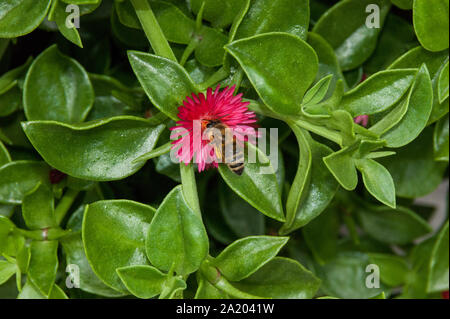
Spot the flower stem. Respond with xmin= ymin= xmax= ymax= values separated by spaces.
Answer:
xmin=179 ymin=163 xmax=201 ymax=218
xmin=55 ymin=188 xmax=79 ymax=225
xmin=130 ymin=0 xmax=177 ymax=62
xmin=180 ymin=38 xmax=199 ymax=66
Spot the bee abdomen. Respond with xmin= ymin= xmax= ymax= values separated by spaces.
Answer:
xmin=228 ymin=162 xmax=244 ymax=175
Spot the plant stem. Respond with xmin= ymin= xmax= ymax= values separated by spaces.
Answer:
xmin=180 ymin=38 xmax=199 ymax=66
xmin=214 ymin=277 xmax=260 ymax=299
xmin=198 ymin=67 xmax=230 ymax=91
xmin=55 ymin=188 xmax=79 ymax=225
xmin=179 ymin=163 xmax=201 ymax=218
xmin=130 ymin=0 xmax=177 ymax=62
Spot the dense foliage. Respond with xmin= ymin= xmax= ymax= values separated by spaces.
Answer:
xmin=0 ymin=0 xmax=448 ymax=299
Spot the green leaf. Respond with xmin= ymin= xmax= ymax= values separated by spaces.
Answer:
xmin=434 ymin=114 xmax=449 ymax=161
xmin=146 ymin=185 xmax=208 ymax=276
xmin=307 ymin=32 xmax=346 ymax=100
xmin=82 ymin=200 xmax=156 ymax=293
xmin=218 ymin=143 xmax=285 ymax=222
xmin=438 ymin=61 xmax=449 ymax=103
xmin=303 ymin=75 xmax=333 ymax=107
xmin=232 ymin=257 xmax=321 ymax=299
xmin=341 ymin=69 xmax=417 ymax=116
xmin=218 ymin=181 xmax=265 ymax=238
xmin=86 ymin=74 xmax=144 ymax=121
xmin=323 ymin=146 xmax=358 ymax=191
xmin=380 ymin=127 xmax=447 ymax=198
xmin=195 ymin=278 xmax=229 ymax=299
xmin=389 ymin=46 xmax=449 ymax=124
xmin=128 ymin=51 xmax=198 ymax=120
xmin=382 ymin=64 xmax=433 ymax=148
xmin=313 ymin=0 xmax=391 ymax=71
xmin=226 ymin=32 xmax=318 ymax=116
xmin=50 ymin=0 xmax=83 ymax=48
xmin=368 ymin=253 xmax=410 ymax=286
xmin=315 ymin=251 xmax=384 ymax=299
xmin=0 ymin=161 xmax=50 ymax=204
xmin=213 ymin=236 xmax=289 ymax=281
xmin=116 ymin=265 xmax=168 ymax=299
xmin=355 ymin=159 xmax=396 ymax=208
xmin=413 ymin=0 xmax=449 ymax=52
xmin=236 ymin=0 xmax=309 ymax=40
xmin=22 ymin=183 xmax=56 ymax=229
xmin=364 ymin=13 xmax=418 ymax=74
xmin=189 ymin=0 xmax=245 ymax=28
xmin=23 ymin=45 xmax=94 ymax=123
xmin=303 ymin=207 xmax=339 ymax=264
xmin=427 ymin=221 xmax=449 ymax=293
xmin=28 ymin=241 xmax=58 ymax=296
xmin=60 ymin=233 xmax=125 ymax=297
xmin=22 ymin=117 xmax=164 ymax=181
xmin=0 ymin=141 xmax=11 ymax=167
xmin=357 ymin=205 xmax=431 ymax=245
xmin=0 ymin=216 xmax=16 ymax=254
xmin=0 ymin=0 xmax=52 ymax=38
xmin=0 ymin=260 xmax=16 ymax=285
xmin=117 ymin=1 xmax=228 ymax=67
xmin=17 ymin=280 xmax=68 ymax=299
xmin=282 ymin=125 xmax=338 ymax=233
xmin=0 ymin=85 xmax=22 ymax=118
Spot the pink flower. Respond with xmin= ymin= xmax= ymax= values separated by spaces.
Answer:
xmin=170 ymin=85 xmax=258 ymax=172
xmin=354 ymin=115 xmax=369 ymax=127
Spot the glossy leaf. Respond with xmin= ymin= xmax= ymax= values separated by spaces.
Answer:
xmin=434 ymin=114 xmax=449 ymax=161
xmin=50 ymin=0 xmax=83 ymax=48
xmin=218 ymin=182 xmax=265 ymax=238
xmin=195 ymin=278 xmax=229 ymax=299
xmin=323 ymin=147 xmax=358 ymax=191
xmin=83 ymin=200 xmax=156 ymax=293
xmin=341 ymin=69 xmax=417 ymax=116
xmin=128 ymin=51 xmax=198 ymax=120
xmin=0 ymin=161 xmax=50 ymax=204
xmin=22 ymin=183 xmax=56 ymax=229
xmin=380 ymin=127 xmax=447 ymax=198
xmin=413 ymin=0 xmax=449 ymax=52
xmin=0 ymin=141 xmax=11 ymax=166
xmin=382 ymin=64 xmax=433 ymax=148
xmin=368 ymin=253 xmax=410 ymax=287
xmin=116 ymin=265 xmax=168 ymax=299
xmin=23 ymin=45 xmax=94 ymax=123
xmin=427 ymin=221 xmax=449 ymax=293
xmin=282 ymin=126 xmax=338 ymax=233
xmin=213 ymin=236 xmax=289 ymax=281
xmin=146 ymin=186 xmax=208 ymax=275
xmin=315 ymin=251 xmax=385 ymax=298
xmin=22 ymin=117 xmax=164 ymax=181
xmin=0 ymin=260 xmax=16 ymax=285
xmin=355 ymin=159 xmax=396 ymax=208
xmin=307 ymin=32 xmax=345 ymax=99
xmin=0 ymin=0 xmax=52 ymax=38
xmin=60 ymin=233 xmax=124 ymax=297
xmin=28 ymin=241 xmax=59 ymax=296
xmin=438 ymin=61 xmax=449 ymax=103
xmin=357 ymin=205 xmax=431 ymax=245
xmin=236 ymin=0 xmax=309 ymax=40
xmin=190 ymin=0 xmax=244 ymax=28
xmin=313 ymin=0 xmax=391 ymax=71
xmin=303 ymin=207 xmax=339 ymax=264
xmin=226 ymin=32 xmax=318 ymax=116
xmin=218 ymin=143 xmax=285 ymax=222
xmin=232 ymin=257 xmax=321 ymax=299
xmin=389 ymin=46 xmax=449 ymax=124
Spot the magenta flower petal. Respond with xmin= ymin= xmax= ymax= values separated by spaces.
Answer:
xmin=170 ymin=85 xmax=258 ymax=172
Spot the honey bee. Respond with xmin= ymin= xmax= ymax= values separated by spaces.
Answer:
xmin=204 ymin=119 xmax=245 ymax=176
